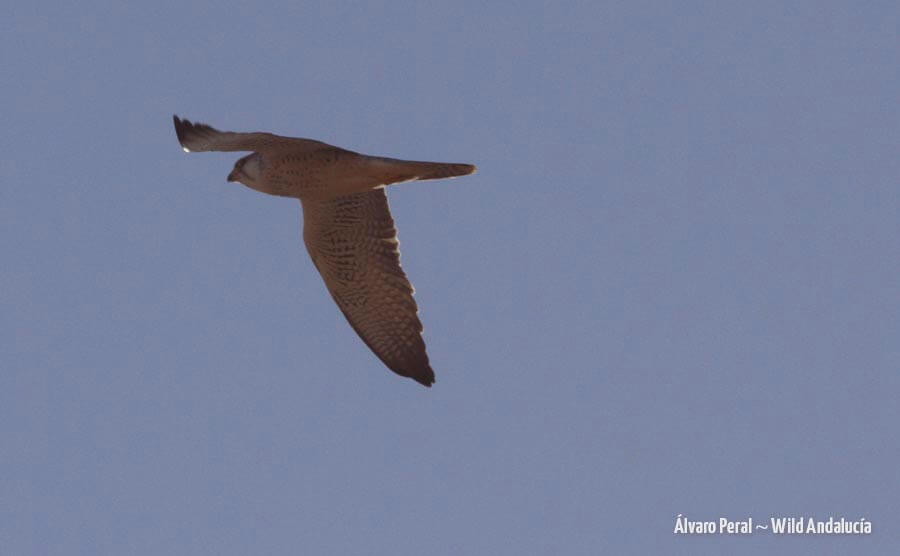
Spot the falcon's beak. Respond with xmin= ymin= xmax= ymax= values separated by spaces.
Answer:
xmin=227 ymin=169 xmax=238 ymax=182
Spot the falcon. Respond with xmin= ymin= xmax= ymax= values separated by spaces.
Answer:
xmin=173 ymin=115 xmax=476 ymax=387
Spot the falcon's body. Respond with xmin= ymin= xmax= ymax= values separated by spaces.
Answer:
xmin=173 ymin=115 xmax=475 ymax=387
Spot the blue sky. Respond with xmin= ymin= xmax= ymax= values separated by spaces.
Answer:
xmin=2 ymin=1 xmax=898 ymax=554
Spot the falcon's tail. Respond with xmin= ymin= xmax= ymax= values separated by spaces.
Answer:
xmin=409 ymin=161 xmax=477 ymax=181
xmin=371 ymin=157 xmax=477 ymax=184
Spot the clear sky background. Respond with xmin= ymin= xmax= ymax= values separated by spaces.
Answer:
xmin=2 ymin=1 xmax=898 ymax=554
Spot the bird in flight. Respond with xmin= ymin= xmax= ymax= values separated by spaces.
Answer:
xmin=173 ymin=115 xmax=476 ymax=387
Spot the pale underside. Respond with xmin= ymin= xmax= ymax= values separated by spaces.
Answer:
xmin=174 ymin=116 xmax=475 ymax=386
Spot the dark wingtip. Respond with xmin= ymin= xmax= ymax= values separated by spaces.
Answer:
xmin=173 ymin=114 xmax=189 ymax=147
xmin=172 ymin=115 xmax=220 ymax=152
xmin=412 ymin=368 xmax=436 ymax=388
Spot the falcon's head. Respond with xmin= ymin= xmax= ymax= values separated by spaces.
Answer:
xmin=227 ymin=153 xmax=262 ymax=185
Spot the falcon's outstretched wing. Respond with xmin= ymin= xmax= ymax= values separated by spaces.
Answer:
xmin=173 ymin=115 xmax=338 ymax=154
xmin=301 ymin=189 xmax=434 ymax=386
